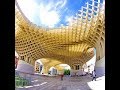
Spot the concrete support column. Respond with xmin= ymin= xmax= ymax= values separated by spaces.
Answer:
xmin=16 ymin=60 xmax=34 ymax=74
xmin=95 ymin=56 xmax=105 ymax=77
xmin=42 ymin=66 xmax=49 ymax=74
xmin=56 ymin=69 xmax=62 ymax=75
xmin=30 ymin=59 xmax=35 ymax=66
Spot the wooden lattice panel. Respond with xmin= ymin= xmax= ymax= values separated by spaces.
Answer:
xmin=15 ymin=0 xmax=105 ymax=66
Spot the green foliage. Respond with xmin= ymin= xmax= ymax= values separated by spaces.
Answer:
xmin=15 ymin=76 xmax=29 ymax=87
xmin=64 ymin=69 xmax=70 ymax=75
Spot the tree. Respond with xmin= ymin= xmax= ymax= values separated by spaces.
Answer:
xmin=64 ymin=69 xmax=70 ymax=75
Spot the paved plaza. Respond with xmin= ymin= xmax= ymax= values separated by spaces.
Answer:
xmin=16 ymin=75 xmax=105 ymax=90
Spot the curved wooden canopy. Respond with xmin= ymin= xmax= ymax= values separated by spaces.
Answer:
xmin=15 ymin=0 xmax=105 ymax=67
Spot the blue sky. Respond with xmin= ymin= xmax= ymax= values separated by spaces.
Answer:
xmin=17 ymin=0 xmax=104 ymax=28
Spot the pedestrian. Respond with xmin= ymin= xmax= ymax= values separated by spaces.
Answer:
xmin=61 ymin=74 xmax=64 ymax=81
xmin=92 ymin=70 xmax=96 ymax=81
xmin=88 ymin=66 xmax=90 ymax=75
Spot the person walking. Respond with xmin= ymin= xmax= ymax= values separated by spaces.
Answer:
xmin=61 ymin=74 xmax=64 ymax=81
xmin=92 ymin=70 xmax=96 ymax=81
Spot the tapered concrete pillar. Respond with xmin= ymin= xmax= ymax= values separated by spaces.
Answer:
xmin=95 ymin=56 xmax=105 ymax=77
xmin=16 ymin=60 xmax=34 ymax=74
xmin=42 ymin=66 xmax=50 ymax=74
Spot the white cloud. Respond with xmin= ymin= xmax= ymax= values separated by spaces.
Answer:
xmin=55 ymin=0 xmax=67 ymax=8
xmin=38 ymin=0 xmax=68 ymax=27
xmin=17 ymin=0 xmax=39 ymax=22
xmin=65 ymin=16 xmax=74 ymax=24
xmin=39 ymin=4 xmax=59 ymax=28
xmin=61 ymin=0 xmax=67 ymax=8
xmin=17 ymin=0 xmax=68 ymax=27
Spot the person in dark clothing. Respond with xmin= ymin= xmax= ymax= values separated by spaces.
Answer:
xmin=61 ymin=74 xmax=64 ymax=80
xmin=92 ymin=70 xmax=96 ymax=81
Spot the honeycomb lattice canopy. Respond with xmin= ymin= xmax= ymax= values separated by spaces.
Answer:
xmin=15 ymin=0 xmax=105 ymax=66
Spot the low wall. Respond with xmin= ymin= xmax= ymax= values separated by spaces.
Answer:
xmin=16 ymin=60 xmax=34 ymax=74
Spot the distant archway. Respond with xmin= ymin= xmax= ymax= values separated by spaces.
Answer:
xmin=48 ymin=67 xmax=57 ymax=75
xmin=55 ymin=64 xmax=71 ymax=75
xmin=35 ymin=59 xmax=43 ymax=74
xmin=83 ymin=48 xmax=96 ymax=74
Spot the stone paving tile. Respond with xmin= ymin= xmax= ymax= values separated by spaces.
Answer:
xmin=16 ymin=75 xmax=105 ymax=90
